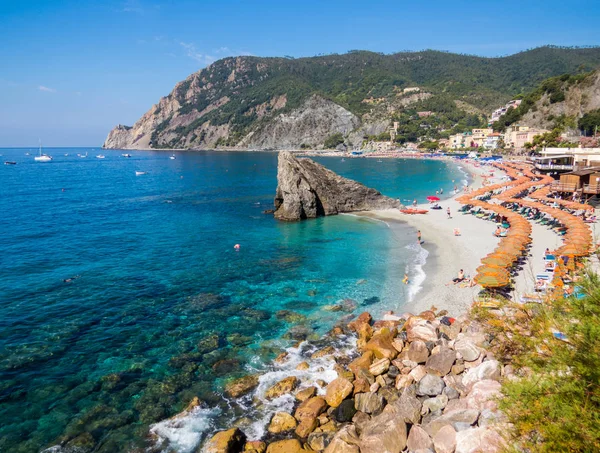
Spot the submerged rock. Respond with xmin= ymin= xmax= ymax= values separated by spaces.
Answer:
xmin=273 ymin=152 xmax=401 ymax=221
xmin=225 ymin=375 xmax=260 ymax=398
xmin=204 ymin=428 xmax=246 ymax=453
xmin=265 ymin=376 xmax=298 ymax=399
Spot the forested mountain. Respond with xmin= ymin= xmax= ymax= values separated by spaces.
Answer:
xmin=103 ymin=46 xmax=600 ymax=150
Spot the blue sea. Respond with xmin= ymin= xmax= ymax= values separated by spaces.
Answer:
xmin=0 ymin=148 xmax=468 ymax=452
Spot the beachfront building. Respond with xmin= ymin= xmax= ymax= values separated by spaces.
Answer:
xmin=539 ymin=147 xmax=600 ymax=168
xmin=483 ymin=132 xmax=502 ymax=150
xmin=503 ymin=125 xmax=548 ymax=149
xmin=472 ymin=128 xmax=494 ymax=147
xmin=448 ymin=132 xmax=473 ymax=149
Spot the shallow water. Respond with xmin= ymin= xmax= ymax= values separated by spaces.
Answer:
xmin=0 ymin=149 xmax=466 ymax=452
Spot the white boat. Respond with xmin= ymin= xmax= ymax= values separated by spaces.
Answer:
xmin=122 ymin=153 xmax=131 ymax=158
xmin=64 ymin=153 xmax=69 ymax=156
xmin=169 ymin=154 xmax=176 ymax=160
xmin=96 ymin=154 xmax=105 ymax=159
xmin=25 ymin=152 xmax=30 ymax=156
xmin=135 ymin=171 xmax=146 ymax=176
xmin=34 ymin=141 xmax=52 ymax=162
xmin=78 ymin=152 xmax=88 ymax=158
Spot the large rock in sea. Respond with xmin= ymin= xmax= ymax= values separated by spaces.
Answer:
xmin=273 ymin=152 xmax=401 ymax=221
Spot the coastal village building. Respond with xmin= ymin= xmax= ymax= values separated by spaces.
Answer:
xmin=538 ymin=147 xmax=600 ymax=168
xmin=503 ymin=125 xmax=548 ymax=149
xmin=472 ymin=128 xmax=494 ymax=147
xmin=448 ymin=132 xmax=473 ymax=149
xmin=490 ymin=99 xmax=522 ymax=123
xmin=417 ymin=111 xmax=433 ymax=118
xmin=484 ymin=132 xmax=502 ymax=150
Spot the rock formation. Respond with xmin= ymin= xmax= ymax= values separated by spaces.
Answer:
xmin=273 ymin=152 xmax=401 ymax=221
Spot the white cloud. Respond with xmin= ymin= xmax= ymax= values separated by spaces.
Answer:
xmin=38 ymin=85 xmax=57 ymax=93
xmin=179 ymin=41 xmax=215 ymax=65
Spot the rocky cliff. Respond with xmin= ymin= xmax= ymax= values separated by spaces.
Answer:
xmin=103 ymin=47 xmax=600 ymax=150
xmin=520 ymin=70 xmax=600 ymax=129
xmin=273 ymin=152 xmax=401 ymax=221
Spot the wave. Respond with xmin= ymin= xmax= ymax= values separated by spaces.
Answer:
xmin=405 ymin=241 xmax=429 ymax=303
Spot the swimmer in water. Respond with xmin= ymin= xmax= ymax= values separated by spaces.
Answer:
xmin=403 ymin=273 xmax=409 ymax=284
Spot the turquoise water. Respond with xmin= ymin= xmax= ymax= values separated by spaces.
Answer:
xmin=0 ymin=149 xmax=466 ymax=452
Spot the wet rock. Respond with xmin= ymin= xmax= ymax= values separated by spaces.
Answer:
xmin=296 ymin=417 xmax=319 ymax=438
xmin=295 ymin=396 xmax=328 ymax=421
xmin=407 ymin=425 xmax=433 ymax=452
xmin=213 ymin=359 xmax=241 ymax=375
xmin=462 ymin=360 xmax=501 ymax=391
xmin=363 ymin=329 xmax=398 ymax=360
xmin=417 ymin=373 xmax=445 ymax=396
xmin=274 ymin=352 xmax=289 ymax=364
xmin=197 ymin=333 xmax=222 ymax=354
xmin=348 ymin=351 xmax=374 ymax=375
xmin=422 ymin=409 xmax=480 ymax=437
xmin=265 ymin=439 xmax=304 ymax=453
xmin=283 ymin=325 xmax=314 ymax=341
xmin=295 ymin=386 xmax=317 ymax=402
xmin=244 ymin=441 xmax=267 ymax=453
xmin=225 ymin=375 xmax=259 ymax=398
xmin=359 ymin=411 xmax=407 ymax=453
xmin=265 ymin=376 xmax=298 ymax=399
xmin=227 ymin=333 xmax=254 ymax=347
xmin=333 ymin=364 xmax=354 ymax=381
xmin=347 ymin=312 xmax=372 ymax=331
xmin=323 ymin=304 xmax=343 ymax=312
xmin=308 ymin=431 xmax=335 ymax=451
xmin=241 ymin=308 xmax=271 ymax=321
xmin=354 ymin=391 xmax=385 ymax=415
xmin=65 ymin=432 xmax=95 ymax=451
xmin=454 ymin=427 xmax=505 ymax=453
xmin=454 ymin=339 xmax=481 ymax=362
xmin=275 ymin=310 xmax=306 ymax=323
xmin=325 ymin=378 xmax=353 ymax=407
xmin=433 ymin=425 xmax=457 ymax=453
xmin=296 ymin=361 xmax=310 ymax=370
xmin=368 ymin=358 xmax=390 ymax=376
xmin=268 ymin=412 xmax=297 ymax=434
xmin=425 ymin=348 xmax=456 ymax=376
xmin=312 ymin=346 xmax=335 ymax=359
xmin=406 ymin=340 xmax=430 ymax=363
xmin=331 ymin=398 xmax=357 ymax=423
xmin=204 ymin=428 xmax=246 ymax=453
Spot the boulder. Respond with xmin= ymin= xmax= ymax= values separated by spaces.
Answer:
xmin=296 ymin=386 xmax=317 ymax=402
xmin=433 ymin=425 xmax=457 ymax=453
xmin=422 ymin=409 xmax=480 ymax=437
xmin=454 ymin=339 xmax=481 ymax=362
xmin=422 ymin=394 xmax=449 ymax=414
xmin=409 ymin=365 xmax=427 ymax=382
xmin=295 ymin=396 xmax=328 ymax=421
xmin=331 ymin=398 xmax=357 ymax=423
xmin=359 ymin=411 xmax=407 ymax=453
xmin=454 ymin=427 xmax=505 ymax=453
xmin=462 ymin=360 xmax=501 ymax=391
xmin=204 ymin=428 xmax=246 ymax=453
xmin=425 ymin=348 xmax=456 ymax=376
xmin=295 ymin=417 xmax=319 ymax=438
xmin=274 ymin=152 xmax=401 ymax=221
xmin=465 ymin=380 xmax=501 ymax=411
xmin=406 ymin=340 xmax=430 ymax=363
xmin=395 ymin=374 xmax=414 ymax=390
xmin=368 ymin=358 xmax=390 ymax=376
xmin=348 ymin=351 xmax=374 ymax=375
xmin=325 ymin=378 xmax=354 ymax=407
xmin=406 ymin=425 xmax=433 ymax=452
xmin=265 ymin=376 xmax=298 ymax=399
xmin=267 ymin=412 xmax=297 ymax=434
xmin=324 ymin=425 xmax=360 ymax=453
xmin=384 ymin=386 xmax=422 ymax=425
xmin=363 ymin=329 xmax=398 ymax=360
xmin=265 ymin=439 xmax=304 ymax=453
xmin=308 ymin=431 xmax=335 ymax=451
xmin=244 ymin=441 xmax=267 ymax=453
xmin=225 ymin=375 xmax=259 ymax=398
xmin=405 ymin=317 xmax=438 ymax=343
xmin=296 ymin=361 xmax=310 ymax=370
xmin=312 ymin=346 xmax=336 ymax=359
xmin=353 ymin=378 xmax=370 ymax=394
xmin=417 ymin=373 xmax=445 ymax=396
xmin=354 ymin=391 xmax=385 ymax=415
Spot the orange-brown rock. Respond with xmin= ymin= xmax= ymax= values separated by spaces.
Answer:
xmin=244 ymin=440 xmax=267 ymax=453
xmin=295 ymin=417 xmax=319 ymax=438
xmin=295 ymin=386 xmax=317 ymax=402
xmin=363 ymin=329 xmax=398 ymax=360
xmin=204 ymin=428 xmax=246 ymax=453
xmin=325 ymin=377 xmax=354 ymax=407
xmin=295 ymin=396 xmax=328 ymax=422
xmin=348 ymin=351 xmax=374 ymax=375
xmin=265 ymin=376 xmax=298 ymax=399
xmin=265 ymin=439 xmax=305 ymax=453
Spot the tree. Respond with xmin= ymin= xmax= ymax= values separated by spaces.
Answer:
xmin=579 ymin=109 xmax=600 ymax=136
xmin=323 ymin=133 xmax=344 ymax=149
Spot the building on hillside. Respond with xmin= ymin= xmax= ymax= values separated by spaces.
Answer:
xmin=448 ymin=132 xmax=473 ymax=149
xmin=417 ymin=111 xmax=433 ymax=118
xmin=483 ymin=132 xmax=502 ymax=150
xmin=514 ymin=129 xmax=549 ymax=149
xmin=403 ymin=87 xmax=420 ymax=94
xmin=503 ymin=125 xmax=529 ymax=147
xmin=471 ymin=128 xmax=494 ymax=147
xmin=490 ymin=100 xmax=522 ymax=123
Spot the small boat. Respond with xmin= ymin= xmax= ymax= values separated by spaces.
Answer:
xmin=79 ymin=152 xmax=88 ymax=158
xmin=341 ymin=158 xmax=345 ymax=162
xmin=34 ymin=141 xmax=52 ymax=162
xmin=135 ymin=171 xmax=146 ymax=176
xmin=4 ymin=161 xmax=17 ymax=165
xmin=400 ymin=208 xmax=429 ymax=215
xmin=25 ymin=153 xmax=30 ymax=156
xmin=96 ymin=154 xmax=105 ymax=159
xmin=64 ymin=153 xmax=69 ymax=156
xmin=377 ymin=159 xmax=383 ymax=163
xmin=169 ymin=154 xmax=176 ymax=160
xmin=122 ymin=153 xmax=131 ymax=158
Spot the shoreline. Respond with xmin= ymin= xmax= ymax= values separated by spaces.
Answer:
xmin=359 ymin=160 xmax=506 ymax=315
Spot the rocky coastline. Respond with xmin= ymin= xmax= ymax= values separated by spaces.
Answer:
xmin=192 ymin=307 xmax=509 ymax=453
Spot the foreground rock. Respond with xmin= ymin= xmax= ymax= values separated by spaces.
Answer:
xmin=273 ymin=152 xmax=401 ymax=221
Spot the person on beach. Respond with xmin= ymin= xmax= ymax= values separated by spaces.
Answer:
xmin=413 ymin=199 xmax=417 ymax=207
xmin=448 ymin=269 xmax=466 ymax=284
xmin=417 ymin=230 xmax=422 ymax=243
xmin=454 ymin=185 xmax=458 ymax=194
xmin=447 ymin=207 xmax=451 ymax=219
xmin=440 ymin=188 xmax=443 ymax=194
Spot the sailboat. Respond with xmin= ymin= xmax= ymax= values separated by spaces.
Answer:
xmin=34 ymin=141 xmax=52 ymax=162
xmin=96 ymin=154 xmax=106 ymax=159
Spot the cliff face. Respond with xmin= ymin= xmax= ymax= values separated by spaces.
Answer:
xmin=273 ymin=152 xmax=401 ymax=221
xmin=520 ymin=70 xmax=600 ymax=129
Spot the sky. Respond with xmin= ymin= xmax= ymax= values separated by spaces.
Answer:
xmin=1 ymin=0 xmax=599 ymax=147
